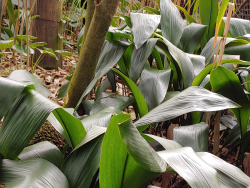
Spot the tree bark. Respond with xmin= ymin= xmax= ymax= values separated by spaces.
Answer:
xmin=65 ymin=0 xmax=120 ymax=108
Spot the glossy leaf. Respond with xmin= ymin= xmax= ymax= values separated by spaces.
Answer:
xmin=100 ymin=113 xmax=161 ymax=188
xmin=160 ymin=0 xmax=184 ymax=46
xmin=81 ymin=107 xmax=121 ymax=132
xmin=192 ymin=59 xmax=250 ymax=87
xmin=157 ymin=38 xmax=194 ymax=88
xmin=173 ymin=122 xmax=209 ymax=152
xmin=90 ymin=92 xmax=134 ymax=115
xmin=210 ymin=66 xmax=250 ymax=135
xmin=197 ymin=152 xmax=250 ymax=188
xmin=130 ymin=13 xmax=161 ymax=49
xmin=62 ymin=132 xmax=104 ymax=188
xmin=0 ymin=77 xmax=34 ymax=120
xmin=75 ymin=40 xmax=128 ymax=110
xmin=55 ymin=50 xmax=72 ymax=57
xmin=135 ymin=86 xmax=239 ymax=127
xmin=0 ymin=158 xmax=69 ymax=188
xmin=8 ymin=70 xmax=52 ymax=97
xmin=0 ymin=78 xmax=86 ymax=158
xmin=129 ymin=38 xmax=159 ymax=82
xmin=112 ymin=68 xmax=148 ymax=131
xmin=223 ymin=17 xmax=250 ymax=38
xmin=178 ymin=23 xmax=207 ymax=54
xmin=18 ymin=141 xmax=64 ymax=168
xmin=16 ymin=35 xmax=37 ymax=42
xmin=158 ymin=147 xmax=220 ymax=188
xmin=138 ymin=65 xmax=171 ymax=111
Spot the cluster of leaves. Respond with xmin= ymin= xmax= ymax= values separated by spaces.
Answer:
xmin=2 ymin=0 xmax=250 ymax=187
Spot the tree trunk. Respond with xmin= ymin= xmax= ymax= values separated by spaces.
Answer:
xmin=65 ymin=0 xmax=120 ymax=108
xmin=31 ymin=0 xmax=63 ymax=69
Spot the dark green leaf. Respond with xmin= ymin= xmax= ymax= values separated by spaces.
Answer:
xmin=210 ymin=66 xmax=250 ymax=135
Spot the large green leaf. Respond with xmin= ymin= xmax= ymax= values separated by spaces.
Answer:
xmin=95 ymin=40 xmax=128 ymax=74
xmin=99 ymin=113 xmax=161 ymax=188
xmin=199 ymin=0 xmax=218 ymax=45
xmin=210 ymin=66 xmax=250 ymax=135
xmin=99 ymin=113 xmax=131 ymax=188
xmin=118 ymin=115 xmax=167 ymax=172
xmin=112 ymin=68 xmax=148 ymax=131
xmin=158 ymin=147 xmax=220 ymax=188
xmin=178 ymin=23 xmax=207 ymax=54
xmin=173 ymin=122 xmax=209 ymax=152
xmin=138 ymin=65 xmax=171 ymax=111
xmin=187 ymin=54 xmax=205 ymax=77
xmin=0 ymin=158 xmax=69 ymax=188
xmin=200 ymin=37 xmax=236 ymax=65
xmin=81 ymin=107 xmax=121 ymax=131
xmin=135 ymin=86 xmax=239 ymax=128
xmin=129 ymin=38 xmax=159 ymax=82
xmin=197 ymin=152 xmax=250 ymax=188
xmin=192 ymin=59 xmax=250 ymax=87
xmin=223 ymin=17 xmax=250 ymax=38
xmin=157 ymin=37 xmax=194 ymax=88
xmin=75 ymin=40 xmax=128 ymax=111
xmin=130 ymin=13 xmax=160 ymax=49
xmin=90 ymin=92 xmax=134 ymax=115
xmin=18 ymin=141 xmax=64 ymax=168
xmin=225 ymin=43 xmax=250 ymax=61
xmin=0 ymin=77 xmax=34 ymax=120
xmin=0 ymin=78 xmax=86 ymax=158
xmin=61 ymin=128 xmax=105 ymax=188
xmin=160 ymin=0 xmax=184 ymax=46
xmin=8 ymin=70 xmax=52 ymax=97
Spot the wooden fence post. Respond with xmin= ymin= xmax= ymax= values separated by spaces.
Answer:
xmin=31 ymin=0 xmax=63 ymax=69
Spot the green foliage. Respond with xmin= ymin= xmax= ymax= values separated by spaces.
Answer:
xmin=2 ymin=0 xmax=250 ymax=187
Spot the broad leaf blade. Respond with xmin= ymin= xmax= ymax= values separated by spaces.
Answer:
xmin=0 ymin=77 xmax=34 ymax=120
xmin=158 ymin=147 xmax=220 ymax=188
xmin=135 ymin=86 xmax=239 ymax=127
xmin=130 ymin=13 xmax=161 ymax=49
xmin=0 ymin=158 xmax=69 ymax=188
xmin=197 ymin=152 xmax=250 ymax=188
xmin=173 ymin=122 xmax=209 ymax=152
xmin=160 ymin=0 xmax=184 ymax=46
xmin=18 ymin=141 xmax=64 ymax=168
xmin=179 ymin=23 xmax=207 ymax=54
xmin=62 ymin=132 xmax=104 ymax=188
xmin=8 ymin=70 xmax=52 ymax=97
xmin=138 ymin=66 xmax=171 ymax=111
xmin=210 ymin=66 xmax=250 ymax=135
